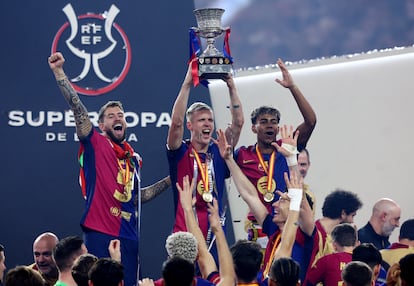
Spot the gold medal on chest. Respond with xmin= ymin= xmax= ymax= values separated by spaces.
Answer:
xmin=197 ymin=180 xmax=213 ymax=202
xmin=257 ymin=176 xmax=276 ymax=203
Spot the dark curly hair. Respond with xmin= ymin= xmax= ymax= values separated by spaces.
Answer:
xmin=322 ymin=189 xmax=362 ymax=218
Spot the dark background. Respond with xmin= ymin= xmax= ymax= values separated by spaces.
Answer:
xmin=1 ymin=0 xmax=413 ymax=279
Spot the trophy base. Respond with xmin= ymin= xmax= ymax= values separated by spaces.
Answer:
xmin=198 ymin=56 xmax=232 ymax=79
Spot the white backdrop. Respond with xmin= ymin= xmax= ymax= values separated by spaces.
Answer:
xmin=208 ymin=47 xmax=414 ymax=243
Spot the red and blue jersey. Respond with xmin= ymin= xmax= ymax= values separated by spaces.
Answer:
xmin=235 ymin=143 xmax=289 ymax=217
xmin=262 ymin=215 xmax=316 ymax=283
xmin=167 ymin=141 xmax=229 ymax=238
xmin=79 ymin=129 xmax=140 ymax=241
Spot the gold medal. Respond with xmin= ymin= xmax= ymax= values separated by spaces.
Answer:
xmin=202 ymin=192 xmax=213 ymax=203
xmin=263 ymin=192 xmax=274 ymax=203
xmin=255 ymin=145 xmax=277 ymax=203
xmin=193 ymin=149 xmax=211 ymax=198
xmin=257 ymin=176 xmax=276 ymax=198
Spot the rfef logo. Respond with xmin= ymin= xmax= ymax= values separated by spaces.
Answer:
xmin=51 ymin=3 xmax=132 ymax=96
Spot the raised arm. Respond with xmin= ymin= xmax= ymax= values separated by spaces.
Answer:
xmin=275 ymin=58 xmax=316 ymax=149
xmin=268 ymin=126 xmax=304 ymax=259
xmin=213 ymin=129 xmax=269 ymax=226
xmin=177 ymin=175 xmax=218 ymax=278
xmin=222 ymin=74 xmax=244 ymax=147
xmin=297 ymin=189 xmax=315 ymax=236
xmin=215 ymin=124 xmax=301 ymax=227
xmin=48 ymin=52 xmax=92 ymax=140
xmin=207 ymin=199 xmax=236 ymax=286
xmin=140 ymin=176 xmax=171 ymax=204
xmin=272 ymin=126 xmax=315 ymax=236
xmin=272 ymin=172 xmax=303 ymax=259
xmin=271 ymin=124 xmax=300 ymax=179
xmin=166 ymin=63 xmax=193 ymax=150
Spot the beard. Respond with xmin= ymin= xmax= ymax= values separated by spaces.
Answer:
xmin=382 ymin=221 xmax=395 ymax=237
xmin=106 ymin=129 xmax=126 ymax=144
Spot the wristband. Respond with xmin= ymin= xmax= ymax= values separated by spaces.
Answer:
xmin=286 ymin=155 xmax=297 ymax=167
xmin=281 ymin=143 xmax=299 ymax=166
xmin=288 ymin=188 xmax=302 ymax=211
xmin=281 ymin=143 xmax=299 ymax=154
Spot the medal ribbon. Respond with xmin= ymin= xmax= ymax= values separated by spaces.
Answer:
xmin=193 ymin=150 xmax=209 ymax=194
xmin=117 ymin=158 xmax=130 ymax=186
xmin=107 ymin=138 xmax=135 ymax=187
xmin=262 ymin=232 xmax=281 ymax=279
xmin=255 ymin=145 xmax=275 ymax=191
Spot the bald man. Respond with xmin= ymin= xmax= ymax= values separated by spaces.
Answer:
xmin=29 ymin=232 xmax=59 ymax=286
xmin=358 ymin=198 xmax=401 ymax=250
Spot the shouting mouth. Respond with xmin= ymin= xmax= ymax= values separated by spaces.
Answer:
xmin=113 ymin=123 xmax=124 ymax=136
xmin=202 ymin=129 xmax=211 ymax=136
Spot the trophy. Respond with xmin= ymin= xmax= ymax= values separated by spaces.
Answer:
xmin=191 ymin=8 xmax=232 ymax=80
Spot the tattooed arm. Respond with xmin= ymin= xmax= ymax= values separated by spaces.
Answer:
xmin=137 ymin=176 xmax=171 ymax=204
xmin=223 ymin=73 xmax=244 ymax=148
xmin=48 ymin=52 xmax=92 ymax=140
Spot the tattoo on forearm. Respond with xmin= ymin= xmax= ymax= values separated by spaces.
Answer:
xmin=57 ymin=78 xmax=91 ymax=137
xmin=140 ymin=177 xmax=171 ymax=204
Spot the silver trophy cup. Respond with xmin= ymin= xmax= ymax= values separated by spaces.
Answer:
xmin=192 ymin=8 xmax=232 ymax=79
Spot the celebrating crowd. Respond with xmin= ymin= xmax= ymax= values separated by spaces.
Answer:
xmin=0 ymin=52 xmax=413 ymax=286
